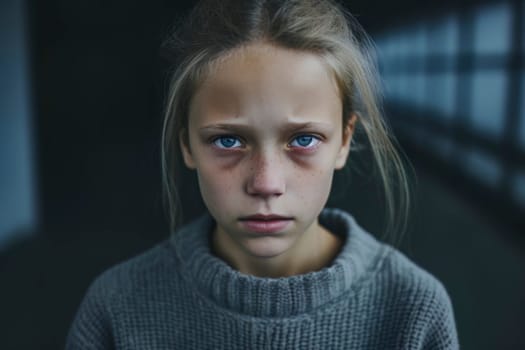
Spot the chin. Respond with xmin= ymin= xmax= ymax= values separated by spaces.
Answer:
xmin=241 ymin=237 xmax=293 ymax=259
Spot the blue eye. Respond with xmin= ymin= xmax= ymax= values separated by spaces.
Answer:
xmin=212 ymin=136 xmax=242 ymax=149
xmin=290 ymin=135 xmax=320 ymax=148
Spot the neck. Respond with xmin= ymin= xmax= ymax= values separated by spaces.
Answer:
xmin=212 ymin=220 xmax=343 ymax=278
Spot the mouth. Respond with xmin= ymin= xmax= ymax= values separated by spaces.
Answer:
xmin=239 ymin=214 xmax=293 ymax=221
xmin=238 ymin=214 xmax=293 ymax=233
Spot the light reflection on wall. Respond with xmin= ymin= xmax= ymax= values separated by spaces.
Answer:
xmin=520 ymin=72 xmax=525 ymax=149
xmin=0 ymin=0 xmax=37 ymax=249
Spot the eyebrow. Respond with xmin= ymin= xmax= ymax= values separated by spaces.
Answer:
xmin=198 ymin=121 xmax=333 ymax=133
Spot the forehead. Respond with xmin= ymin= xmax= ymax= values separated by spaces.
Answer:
xmin=189 ymin=42 xmax=343 ymax=126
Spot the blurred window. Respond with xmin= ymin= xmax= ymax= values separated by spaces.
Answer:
xmin=426 ymin=72 xmax=457 ymax=118
xmin=428 ymin=14 xmax=459 ymax=56
xmin=470 ymin=70 xmax=507 ymax=139
xmin=373 ymin=0 xmax=524 ymax=227
xmin=473 ymin=2 xmax=511 ymax=55
xmin=413 ymin=72 xmax=427 ymax=108
xmin=411 ymin=23 xmax=428 ymax=57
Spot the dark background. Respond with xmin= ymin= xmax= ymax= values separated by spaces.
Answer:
xmin=1 ymin=0 xmax=524 ymax=349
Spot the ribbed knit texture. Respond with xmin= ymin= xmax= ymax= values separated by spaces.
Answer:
xmin=66 ymin=208 xmax=459 ymax=349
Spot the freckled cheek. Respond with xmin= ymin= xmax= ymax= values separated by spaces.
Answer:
xmin=289 ymin=158 xmax=335 ymax=205
xmin=195 ymin=161 xmax=241 ymax=212
xmin=290 ymin=156 xmax=334 ymax=183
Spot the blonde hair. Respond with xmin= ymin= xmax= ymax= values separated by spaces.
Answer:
xmin=161 ymin=0 xmax=414 ymax=244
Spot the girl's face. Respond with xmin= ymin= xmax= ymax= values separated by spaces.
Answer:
xmin=181 ymin=43 xmax=356 ymax=265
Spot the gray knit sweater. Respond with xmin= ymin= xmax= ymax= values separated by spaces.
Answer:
xmin=66 ymin=208 xmax=459 ymax=349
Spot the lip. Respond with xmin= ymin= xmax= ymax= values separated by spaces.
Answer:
xmin=240 ymin=214 xmax=292 ymax=220
xmin=239 ymin=214 xmax=293 ymax=233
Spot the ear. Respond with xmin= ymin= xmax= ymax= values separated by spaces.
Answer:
xmin=334 ymin=114 xmax=358 ymax=170
xmin=179 ymin=129 xmax=196 ymax=169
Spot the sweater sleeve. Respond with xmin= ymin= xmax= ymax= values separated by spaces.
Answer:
xmin=65 ymin=274 xmax=116 ymax=350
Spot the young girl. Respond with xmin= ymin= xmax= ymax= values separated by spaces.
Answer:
xmin=67 ymin=0 xmax=459 ymax=348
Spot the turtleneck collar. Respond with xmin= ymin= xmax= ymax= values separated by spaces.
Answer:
xmin=170 ymin=208 xmax=388 ymax=318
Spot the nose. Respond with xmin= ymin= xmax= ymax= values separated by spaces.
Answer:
xmin=245 ymin=150 xmax=286 ymax=198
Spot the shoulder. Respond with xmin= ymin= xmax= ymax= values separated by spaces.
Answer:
xmin=71 ymin=242 xmax=175 ymax=319
xmin=85 ymin=213 xmax=212 ymax=301
xmin=374 ymin=245 xmax=459 ymax=348
xmin=66 ymin=241 xmax=177 ymax=348
xmin=322 ymin=207 xmax=455 ymax=315
xmin=86 ymin=240 xmax=177 ymax=301
xmin=379 ymin=245 xmax=453 ymax=310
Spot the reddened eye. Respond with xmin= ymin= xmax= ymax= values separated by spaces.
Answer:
xmin=289 ymin=134 xmax=321 ymax=149
xmin=212 ymin=135 xmax=243 ymax=149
